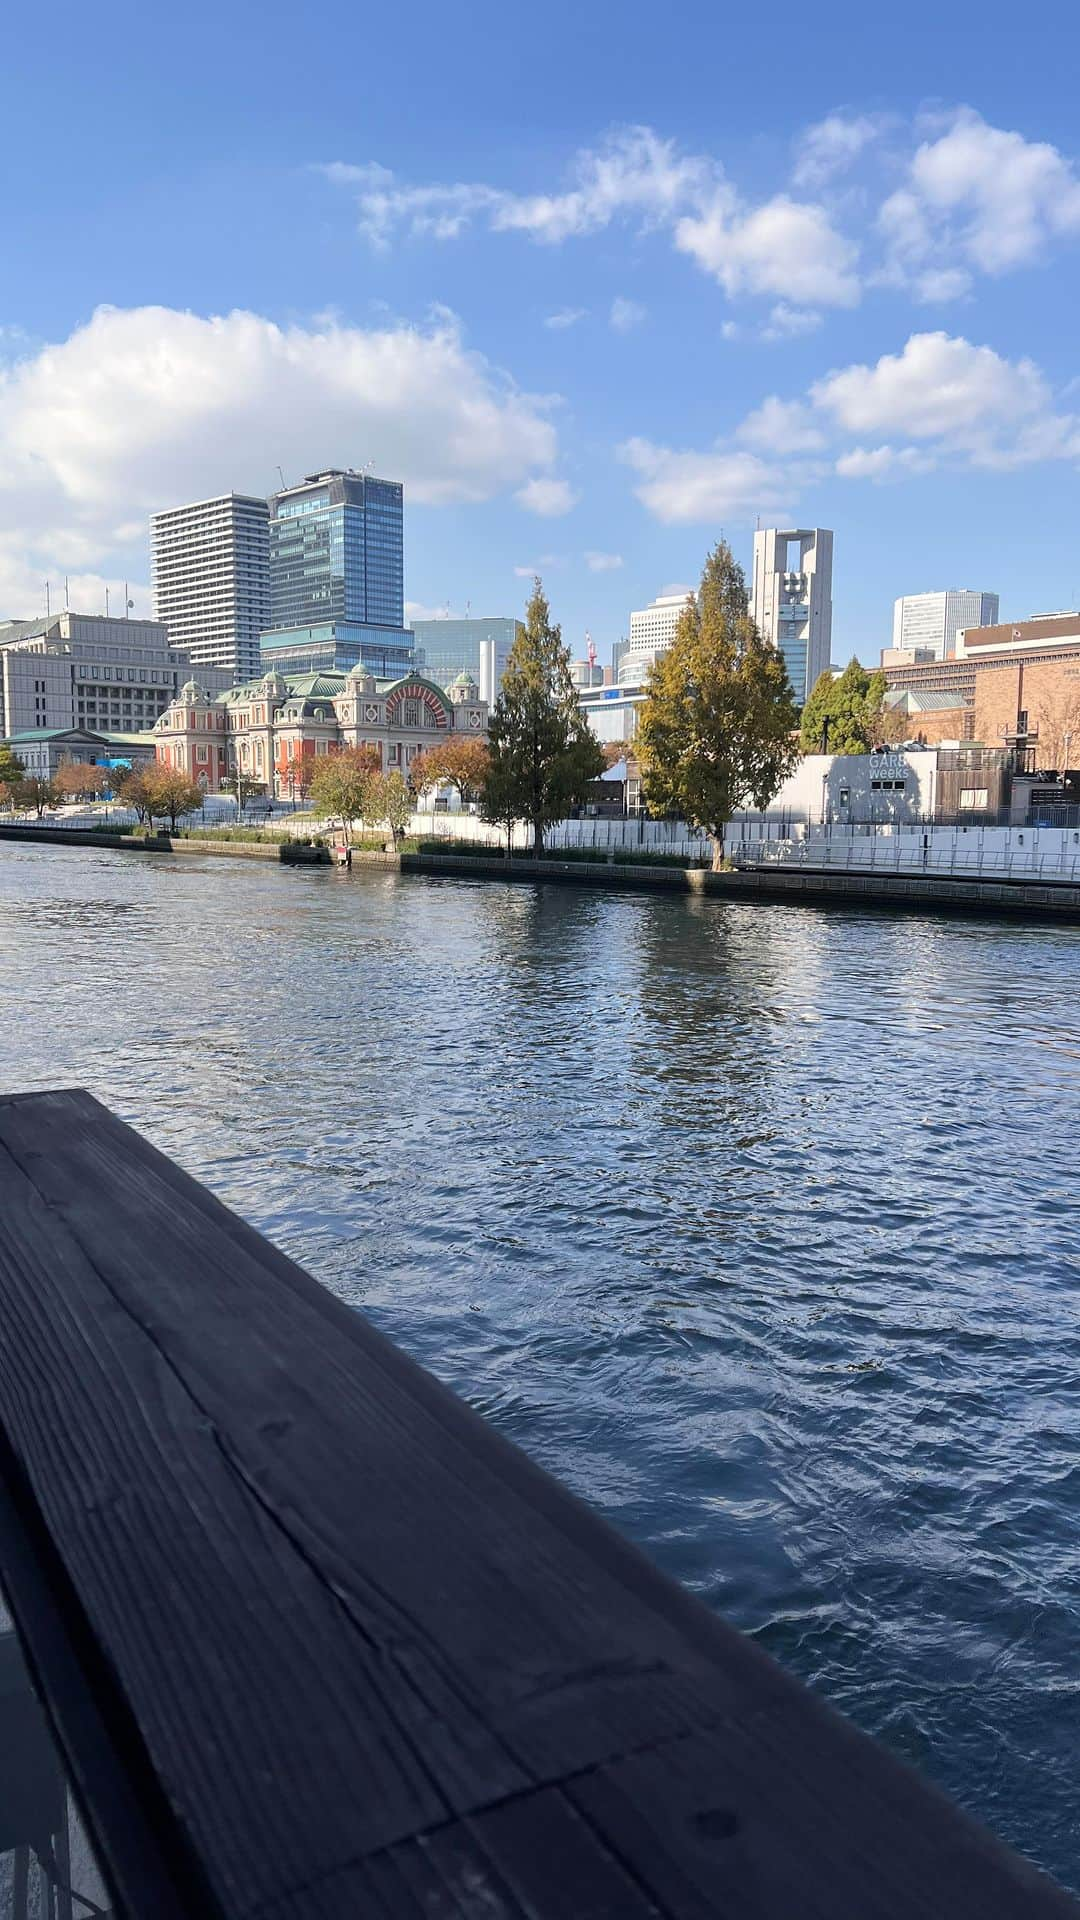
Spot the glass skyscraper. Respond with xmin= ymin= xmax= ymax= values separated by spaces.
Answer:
xmin=268 ymin=470 xmax=404 ymax=628
xmin=410 ymin=617 xmax=522 ymax=703
xmin=261 ymin=469 xmax=413 ymax=677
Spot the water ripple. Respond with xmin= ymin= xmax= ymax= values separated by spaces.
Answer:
xmin=1 ymin=843 xmax=1078 ymax=1890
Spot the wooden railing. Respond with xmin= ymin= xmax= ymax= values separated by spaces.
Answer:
xmin=0 ymin=1090 xmax=1074 ymax=1918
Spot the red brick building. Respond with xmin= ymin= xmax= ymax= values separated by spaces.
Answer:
xmin=154 ymin=665 xmax=486 ymax=796
xmin=883 ymin=615 xmax=1080 ymax=768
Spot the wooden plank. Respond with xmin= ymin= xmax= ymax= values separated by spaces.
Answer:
xmin=0 ymin=1088 xmax=1073 ymax=1919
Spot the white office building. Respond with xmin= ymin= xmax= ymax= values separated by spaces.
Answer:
xmin=152 ymin=494 xmax=271 ymax=684
xmin=623 ymin=592 xmax=693 ymax=681
xmin=750 ymin=528 xmax=833 ymax=704
xmin=892 ymin=590 xmax=999 ymax=662
xmin=578 ymin=676 xmax=647 ymax=744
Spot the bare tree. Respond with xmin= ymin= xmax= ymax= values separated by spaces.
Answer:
xmin=1035 ymin=689 xmax=1080 ymax=770
xmin=14 ymin=775 xmax=62 ymax=819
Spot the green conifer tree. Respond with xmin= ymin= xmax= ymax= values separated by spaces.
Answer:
xmin=825 ymin=660 xmax=874 ymax=754
xmin=799 ymin=670 xmax=838 ymax=752
xmin=635 ymin=542 xmax=800 ymax=868
xmin=481 ymin=579 xmax=604 ymax=857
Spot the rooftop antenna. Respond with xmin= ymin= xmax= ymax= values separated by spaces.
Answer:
xmin=64 ymin=575 xmax=69 ymax=612
xmin=105 ymin=585 xmax=110 ymax=618
xmin=276 ymin=466 xmax=286 ymax=490
xmin=45 ymin=580 xmax=50 ymax=619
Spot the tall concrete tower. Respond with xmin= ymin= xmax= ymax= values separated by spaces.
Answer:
xmin=750 ymin=528 xmax=833 ymax=704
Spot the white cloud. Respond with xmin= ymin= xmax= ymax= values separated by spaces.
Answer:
xmin=609 ymin=296 xmax=646 ymax=332
xmin=761 ymin=302 xmax=823 ymax=341
xmin=0 ymin=547 xmax=151 ymax=622
xmin=623 ymin=325 xmax=1080 ymax=527
xmin=515 ymin=475 xmax=578 ymax=516
xmin=834 ymin=445 xmax=936 ymax=480
xmin=793 ymin=112 xmax=891 ymax=189
xmin=328 ymin=112 xmax=1080 ymax=328
xmin=736 ymin=396 xmax=826 ymax=453
xmin=809 ymin=329 xmax=1072 ymax=464
xmin=619 ymin=437 xmax=791 ymax=524
xmin=329 ymin=128 xmax=716 ymax=249
xmin=675 ymin=191 xmax=860 ymax=306
xmin=326 ymin=125 xmax=862 ymax=311
xmin=659 ymin=582 xmax=694 ymax=599
xmin=911 ymin=266 xmax=973 ymax=304
xmin=405 ymin=599 xmax=454 ymax=621
xmin=584 ymin=550 xmax=623 ymax=571
xmin=544 ymin=307 xmax=587 ymax=330
xmin=0 ymin=304 xmax=559 ymax=614
xmin=0 ymin=325 xmax=37 ymax=366
xmin=879 ymin=109 xmax=1080 ymax=285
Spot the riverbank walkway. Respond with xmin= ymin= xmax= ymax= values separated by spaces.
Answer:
xmin=0 ymin=1089 xmax=1074 ymax=1916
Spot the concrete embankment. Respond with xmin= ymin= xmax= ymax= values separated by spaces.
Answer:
xmin=400 ymin=848 xmax=1080 ymax=920
xmin=5 ymin=825 xmax=1080 ymax=919
xmin=0 ymin=825 xmax=328 ymax=862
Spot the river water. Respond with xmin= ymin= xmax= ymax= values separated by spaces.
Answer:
xmin=1 ymin=843 xmax=1078 ymax=1891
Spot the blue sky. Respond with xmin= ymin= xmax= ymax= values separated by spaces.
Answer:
xmin=3 ymin=0 xmax=1080 ymax=663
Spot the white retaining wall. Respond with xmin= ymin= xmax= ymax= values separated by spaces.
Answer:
xmin=735 ymin=820 xmax=1080 ymax=883
xmin=13 ymin=799 xmax=1080 ymax=884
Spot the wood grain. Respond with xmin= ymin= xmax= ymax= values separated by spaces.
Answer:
xmin=0 ymin=1089 xmax=1073 ymax=1917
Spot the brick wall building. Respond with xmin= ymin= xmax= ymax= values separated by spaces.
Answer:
xmin=154 ymin=665 xmax=487 ymax=797
xmin=883 ymin=620 xmax=1080 ymax=768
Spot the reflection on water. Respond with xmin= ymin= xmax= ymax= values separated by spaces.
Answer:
xmin=1 ymin=844 xmax=1078 ymax=1892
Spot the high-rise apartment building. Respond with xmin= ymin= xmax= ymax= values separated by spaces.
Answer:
xmin=892 ymin=590 xmax=999 ymax=662
xmin=151 ymin=494 xmax=270 ymax=684
xmin=260 ymin=469 xmax=413 ymax=680
xmin=750 ymin=528 xmax=833 ymax=704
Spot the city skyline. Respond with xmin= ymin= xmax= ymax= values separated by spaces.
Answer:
xmin=2 ymin=4 xmax=1080 ymax=661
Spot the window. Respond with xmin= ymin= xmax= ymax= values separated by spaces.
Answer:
xmin=959 ymin=789 xmax=989 ymax=809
